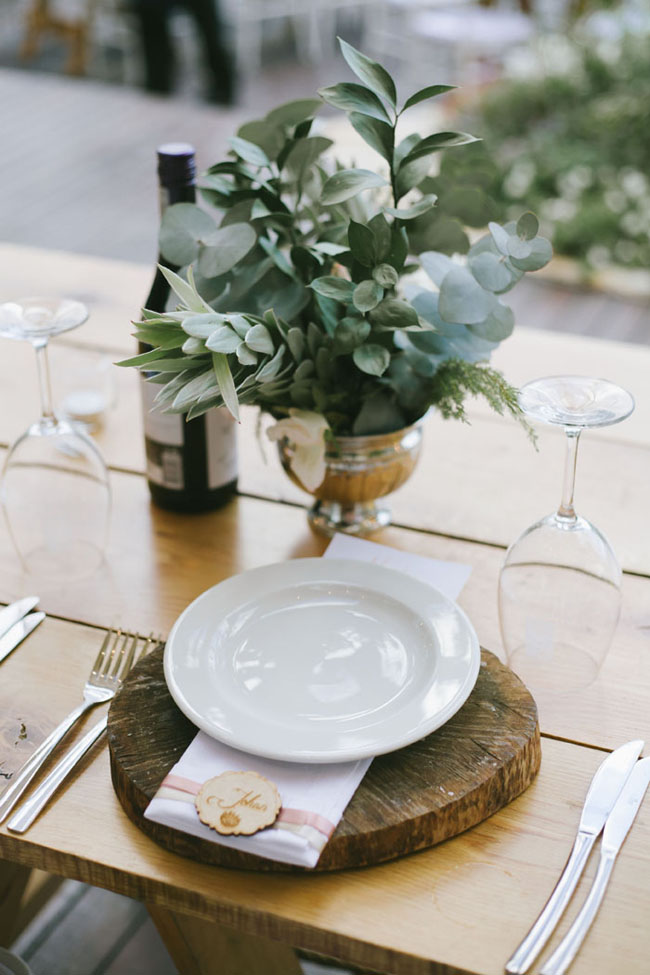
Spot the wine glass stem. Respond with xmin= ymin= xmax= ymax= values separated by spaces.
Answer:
xmin=33 ymin=340 xmax=55 ymax=424
xmin=558 ymin=428 xmax=580 ymax=522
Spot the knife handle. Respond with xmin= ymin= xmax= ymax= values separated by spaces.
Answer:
xmin=7 ymin=715 xmax=108 ymax=834
xmin=540 ymin=853 xmax=615 ymax=975
xmin=505 ymin=831 xmax=595 ymax=974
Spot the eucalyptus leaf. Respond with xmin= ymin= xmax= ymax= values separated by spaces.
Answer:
xmin=386 ymin=226 xmax=408 ymax=271
xmin=321 ymin=168 xmax=387 ymax=205
xmin=369 ymin=297 xmax=419 ymax=329
xmin=352 ymin=392 xmax=405 ymax=436
xmin=237 ymin=120 xmax=285 ymax=161
xmin=395 ymin=155 xmax=433 ymax=199
xmin=516 ymin=211 xmax=539 ymax=241
xmin=438 ymin=266 xmax=497 ymax=325
xmin=348 ymin=220 xmax=376 ymax=267
xmin=159 ymin=203 xmax=217 ymax=267
xmin=399 ymin=131 xmax=480 ymax=168
xmin=507 ymin=236 xmax=533 ymax=260
xmin=394 ymin=132 xmax=420 ymax=168
xmin=259 ymin=237 xmax=298 ymax=280
xmin=312 ymin=241 xmax=349 ymax=257
xmin=333 ymin=316 xmax=371 ymax=353
xmin=197 ymin=223 xmax=256 ymax=278
xmin=284 ymin=136 xmax=333 ymax=177
xmin=338 ymin=37 xmax=397 ymax=109
xmin=372 ymin=263 xmax=399 ymax=288
xmin=509 ymin=236 xmax=553 ymax=271
xmin=229 ymin=136 xmax=270 ymax=167
xmin=488 ymin=222 xmax=510 ymax=256
xmin=348 ymin=113 xmax=394 ymax=163
xmin=367 ymin=213 xmax=392 ymax=260
xmin=353 ymin=343 xmax=391 ymax=376
xmin=310 ymin=276 xmax=354 ymax=302
xmin=265 ymin=98 xmax=322 ymax=127
xmin=467 ymin=302 xmax=515 ymax=341
xmin=353 ymin=279 xmax=383 ymax=312
xmin=384 ymin=194 xmax=437 ymax=220
xmin=402 ymin=84 xmax=455 ymax=111
xmin=468 ymin=251 xmax=513 ymax=293
xmin=420 ymin=251 xmax=455 ymax=286
xmin=317 ymin=82 xmax=391 ymax=122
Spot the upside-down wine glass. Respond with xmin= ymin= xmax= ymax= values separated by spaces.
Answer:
xmin=498 ymin=375 xmax=634 ymax=701
xmin=0 ymin=298 xmax=111 ymax=578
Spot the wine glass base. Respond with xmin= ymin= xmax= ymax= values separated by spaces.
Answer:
xmin=308 ymin=499 xmax=392 ymax=537
xmin=18 ymin=541 xmax=105 ymax=580
xmin=506 ymin=642 xmax=601 ymax=697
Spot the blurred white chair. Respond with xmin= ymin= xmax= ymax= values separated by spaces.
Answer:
xmin=365 ymin=0 xmax=535 ymax=88
xmin=221 ymin=0 xmax=376 ymax=85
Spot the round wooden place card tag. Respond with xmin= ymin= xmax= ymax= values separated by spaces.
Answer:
xmin=195 ymin=771 xmax=282 ymax=836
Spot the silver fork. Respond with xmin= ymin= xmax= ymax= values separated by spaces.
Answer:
xmin=0 ymin=629 xmax=153 ymax=823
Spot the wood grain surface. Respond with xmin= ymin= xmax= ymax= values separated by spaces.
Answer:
xmin=0 ymin=244 xmax=649 ymax=975
xmin=107 ymin=647 xmax=540 ymax=872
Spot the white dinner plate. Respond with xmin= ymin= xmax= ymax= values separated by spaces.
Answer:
xmin=163 ymin=558 xmax=480 ymax=763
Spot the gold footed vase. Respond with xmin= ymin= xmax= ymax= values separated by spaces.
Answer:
xmin=277 ymin=422 xmax=423 ymax=537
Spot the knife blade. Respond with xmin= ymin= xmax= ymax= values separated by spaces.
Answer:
xmin=0 ymin=597 xmax=39 ymax=641
xmin=0 ymin=612 xmax=45 ymax=664
xmin=505 ymin=738 xmax=644 ymax=974
xmin=540 ymin=756 xmax=650 ymax=975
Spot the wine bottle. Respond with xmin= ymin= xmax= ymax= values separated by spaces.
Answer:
xmin=140 ymin=142 xmax=238 ymax=512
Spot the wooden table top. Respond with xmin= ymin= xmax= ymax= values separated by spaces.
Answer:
xmin=0 ymin=243 xmax=649 ymax=975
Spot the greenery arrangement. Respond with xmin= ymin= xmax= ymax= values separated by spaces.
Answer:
xmin=121 ymin=39 xmax=551 ymax=447
xmin=455 ymin=29 xmax=650 ymax=270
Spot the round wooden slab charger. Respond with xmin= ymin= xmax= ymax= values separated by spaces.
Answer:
xmin=107 ymin=646 xmax=540 ymax=872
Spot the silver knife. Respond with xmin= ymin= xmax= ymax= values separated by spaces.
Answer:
xmin=0 ymin=612 xmax=45 ymax=664
xmin=0 ymin=597 xmax=39 ymax=640
xmin=540 ymin=756 xmax=650 ymax=975
xmin=505 ymin=738 xmax=644 ymax=974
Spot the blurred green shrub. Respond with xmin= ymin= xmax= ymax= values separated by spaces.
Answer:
xmin=453 ymin=30 xmax=650 ymax=270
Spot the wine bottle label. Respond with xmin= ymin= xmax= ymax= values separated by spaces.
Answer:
xmin=141 ymin=379 xmax=185 ymax=489
xmin=205 ymin=407 xmax=238 ymax=489
xmin=141 ymin=379 xmax=238 ymax=491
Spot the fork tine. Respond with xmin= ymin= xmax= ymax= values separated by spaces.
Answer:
xmin=99 ymin=630 xmax=122 ymax=677
xmin=106 ymin=631 xmax=130 ymax=678
xmin=90 ymin=628 xmax=117 ymax=677
xmin=116 ymin=632 xmax=140 ymax=680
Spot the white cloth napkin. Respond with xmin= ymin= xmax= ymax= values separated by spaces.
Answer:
xmin=144 ymin=536 xmax=471 ymax=868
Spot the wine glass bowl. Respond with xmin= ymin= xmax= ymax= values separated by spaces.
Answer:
xmin=0 ymin=297 xmax=89 ymax=343
xmin=0 ymin=297 xmax=110 ymax=579
xmin=498 ymin=375 xmax=634 ymax=702
xmin=518 ymin=375 xmax=635 ymax=429
xmin=499 ymin=514 xmax=622 ymax=694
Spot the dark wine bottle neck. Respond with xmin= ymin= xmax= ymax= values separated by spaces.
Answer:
xmin=146 ymin=180 xmax=196 ymax=313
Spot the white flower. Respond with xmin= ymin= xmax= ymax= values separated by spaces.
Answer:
xmin=266 ymin=409 xmax=329 ymax=491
